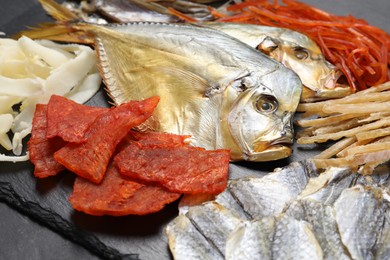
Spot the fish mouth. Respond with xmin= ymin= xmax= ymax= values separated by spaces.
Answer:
xmin=249 ymin=136 xmax=293 ymax=161
xmin=247 ymin=145 xmax=292 ymax=162
xmin=301 ymin=70 xmax=351 ymax=102
xmin=301 ymin=83 xmax=351 ymax=102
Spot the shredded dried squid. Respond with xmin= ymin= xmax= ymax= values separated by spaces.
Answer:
xmin=0 ymin=35 xmax=101 ymax=162
xmin=296 ymin=82 xmax=390 ymax=174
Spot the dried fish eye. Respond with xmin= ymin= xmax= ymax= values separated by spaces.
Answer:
xmin=256 ymin=95 xmax=278 ymax=113
xmin=294 ymin=47 xmax=309 ymax=60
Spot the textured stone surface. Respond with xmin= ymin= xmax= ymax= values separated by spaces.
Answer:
xmin=0 ymin=0 xmax=389 ymax=259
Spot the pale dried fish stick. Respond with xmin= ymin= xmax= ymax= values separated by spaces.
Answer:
xmin=356 ymin=126 xmax=390 ymax=141
xmin=314 ymin=136 xmax=356 ymax=159
xmin=313 ymin=118 xmax=363 ymax=135
xmin=344 ymin=142 xmax=390 ymax=157
xmin=297 ymin=118 xmax=390 ymax=144
xmin=296 ymin=113 xmax=366 ymax=128
xmin=336 ymin=139 xmax=374 ymax=158
xmin=323 ymin=101 xmax=390 ymax=114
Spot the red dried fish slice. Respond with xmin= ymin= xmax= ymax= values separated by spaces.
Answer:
xmin=130 ymin=131 xmax=190 ymax=148
xmin=54 ymin=96 xmax=159 ymax=184
xmin=116 ymin=144 xmax=230 ymax=195
xmin=28 ymin=104 xmax=66 ymax=178
xmin=69 ymin=160 xmax=181 ymax=216
xmin=46 ymin=95 xmax=108 ymax=143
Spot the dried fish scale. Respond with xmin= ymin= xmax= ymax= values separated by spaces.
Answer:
xmin=166 ymin=162 xmax=390 ymax=260
xmin=185 ymin=201 xmax=242 ymax=256
xmin=334 ymin=186 xmax=385 ymax=260
xmin=166 ymin=215 xmax=224 ymax=260
xmin=271 ymin=215 xmax=323 ymax=260
xmin=227 ymin=161 xmax=317 ymax=218
xmin=225 ymin=218 xmax=275 ymax=260
xmin=285 ymin=199 xmax=350 ymax=260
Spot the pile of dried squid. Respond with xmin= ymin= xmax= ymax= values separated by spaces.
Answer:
xmin=296 ymin=81 xmax=390 ymax=174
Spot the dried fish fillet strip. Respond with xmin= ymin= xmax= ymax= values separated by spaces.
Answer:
xmin=46 ymin=95 xmax=107 ymax=143
xmin=28 ymin=104 xmax=66 ymax=178
xmin=54 ymin=97 xmax=159 ymax=183
xmin=69 ymin=160 xmax=180 ymax=216
xmin=116 ymin=144 xmax=230 ymax=194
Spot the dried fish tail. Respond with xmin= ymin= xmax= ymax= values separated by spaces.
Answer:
xmin=38 ymin=0 xmax=78 ymax=22
xmin=14 ymin=22 xmax=94 ymax=45
xmin=14 ymin=0 xmax=93 ymax=44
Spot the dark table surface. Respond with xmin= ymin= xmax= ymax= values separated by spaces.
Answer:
xmin=0 ymin=0 xmax=389 ymax=259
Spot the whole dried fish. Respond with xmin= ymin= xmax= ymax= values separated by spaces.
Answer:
xmin=201 ymin=22 xmax=349 ymax=101
xmin=61 ymin=0 xmax=217 ymax=23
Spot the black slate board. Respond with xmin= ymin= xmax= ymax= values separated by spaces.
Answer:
xmin=0 ymin=0 xmax=389 ymax=259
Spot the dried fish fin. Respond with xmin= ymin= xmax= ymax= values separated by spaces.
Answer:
xmin=95 ymin=29 xmax=213 ymax=104
xmin=94 ymin=27 xmax=224 ymax=135
xmin=14 ymin=22 xmax=94 ymax=45
xmin=147 ymin=65 xmax=214 ymax=94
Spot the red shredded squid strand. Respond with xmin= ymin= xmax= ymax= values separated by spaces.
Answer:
xmin=214 ymin=0 xmax=390 ymax=91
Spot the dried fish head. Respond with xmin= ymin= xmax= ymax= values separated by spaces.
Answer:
xmin=202 ymin=23 xmax=350 ymax=102
xmin=224 ymin=67 xmax=301 ymax=161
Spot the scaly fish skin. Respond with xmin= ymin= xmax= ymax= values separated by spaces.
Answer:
xmin=227 ymin=161 xmax=317 ymax=218
xmin=89 ymin=22 xmax=302 ymax=161
xmin=168 ymin=163 xmax=390 ymax=260
xmin=334 ymin=185 xmax=385 ymax=260
xmin=165 ymin=214 xmax=224 ymax=260
xmin=285 ymin=199 xmax=351 ymax=260
xmin=185 ymin=201 xmax=242 ymax=256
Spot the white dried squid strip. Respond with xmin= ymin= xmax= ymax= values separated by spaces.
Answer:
xmin=0 ymin=113 xmax=13 ymax=150
xmin=0 ymin=36 xmax=101 ymax=161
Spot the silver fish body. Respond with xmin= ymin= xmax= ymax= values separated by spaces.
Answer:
xmin=91 ymin=22 xmax=302 ymax=161
xmin=185 ymin=201 xmax=242 ymax=256
xmin=62 ymin=0 xmax=216 ymax=23
xmin=166 ymin=162 xmax=390 ymax=260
